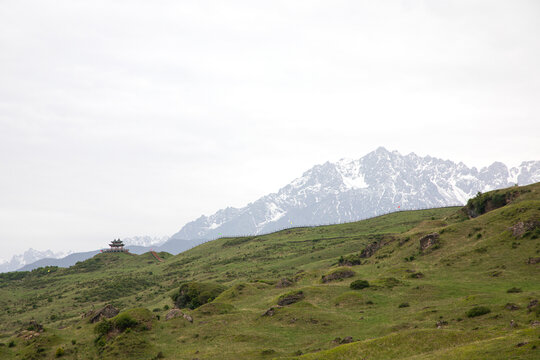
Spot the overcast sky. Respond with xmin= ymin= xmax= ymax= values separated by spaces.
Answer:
xmin=1 ymin=1 xmax=539 ymax=261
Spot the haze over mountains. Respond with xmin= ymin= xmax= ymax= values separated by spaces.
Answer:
xmin=0 ymin=249 xmax=69 ymax=273
xmin=4 ymin=147 xmax=540 ymax=272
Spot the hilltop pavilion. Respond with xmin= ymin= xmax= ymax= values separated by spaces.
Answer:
xmin=103 ymin=239 xmax=128 ymax=253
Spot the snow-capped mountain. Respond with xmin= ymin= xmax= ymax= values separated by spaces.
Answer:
xmin=122 ymin=236 xmax=168 ymax=247
xmin=171 ymin=147 xmax=540 ymax=241
xmin=0 ymin=248 xmax=69 ymax=273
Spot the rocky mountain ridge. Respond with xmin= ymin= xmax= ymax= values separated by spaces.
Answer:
xmin=171 ymin=147 xmax=540 ymax=241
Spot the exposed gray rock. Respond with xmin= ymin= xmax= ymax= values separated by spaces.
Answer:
xmin=277 ymin=291 xmax=304 ymax=306
xmin=275 ymin=278 xmax=293 ymax=288
xmin=165 ymin=309 xmax=183 ymax=321
xmin=419 ymin=233 xmax=440 ymax=251
xmin=262 ymin=306 xmax=280 ymax=317
xmin=360 ymin=241 xmax=384 ymax=258
xmin=511 ymin=220 xmax=540 ymax=237
xmin=505 ymin=303 xmax=520 ymax=311
xmin=165 ymin=309 xmax=193 ymax=323
xmin=183 ymin=313 xmax=194 ymax=323
xmin=89 ymin=304 xmax=119 ymax=323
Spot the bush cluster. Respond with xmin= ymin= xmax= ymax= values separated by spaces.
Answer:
xmin=94 ymin=308 xmax=153 ymax=340
xmin=114 ymin=313 xmax=138 ymax=331
xmin=466 ymin=306 xmax=491 ymax=318
xmin=507 ymin=287 xmax=522 ymax=293
xmin=55 ymin=347 xmax=65 ymax=357
xmin=171 ymin=282 xmax=227 ymax=310
xmin=350 ymin=280 xmax=369 ymax=290
xmin=466 ymin=190 xmax=512 ymax=217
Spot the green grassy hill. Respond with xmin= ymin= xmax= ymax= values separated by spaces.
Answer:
xmin=0 ymin=183 xmax=539 ymax=359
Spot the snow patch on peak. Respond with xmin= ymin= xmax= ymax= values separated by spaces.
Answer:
xmin=335 ymin=159 xmax=368 ymax=189
xmin=341 ymin=173 xmax=368 ymax=189
xmin=207 ymin=222 xmax=221 ymax=230
xmin=255 ymin=203 xmax=286 ymax=232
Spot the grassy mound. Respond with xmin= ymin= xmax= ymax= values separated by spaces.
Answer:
xmin=171 ymin=281 xmax=227 ymax=309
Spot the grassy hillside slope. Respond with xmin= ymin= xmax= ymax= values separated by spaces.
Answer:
xmin=0 ymin=183 xmax=538 ymax=359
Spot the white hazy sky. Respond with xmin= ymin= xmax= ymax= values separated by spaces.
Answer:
xmin=1 ymin=1 xmax=539 ymax=261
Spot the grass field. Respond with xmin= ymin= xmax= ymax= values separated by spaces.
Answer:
xmin=0 ymin=183 xmax=539 ymax=359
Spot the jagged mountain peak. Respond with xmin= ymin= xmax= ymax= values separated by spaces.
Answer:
xmin=170 ymin=149 xmax=540 ymax=241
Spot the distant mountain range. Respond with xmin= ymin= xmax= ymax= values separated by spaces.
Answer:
xmin=6 ymin=147 xmax=540 ymax=273
xmin=3 ymin=236 xmax=204 ymax=273
xmin=14 ymin=237 xmax=205 ymax=272
xmin=170 ymin=147 xmax=540 ymax=241
xmin=0 ymin=248 xmax=69 ymax=273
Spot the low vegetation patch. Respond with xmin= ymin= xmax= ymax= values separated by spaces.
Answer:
xmin=350 ymin=280 xmax=370 ymax=290
xmin=466 ymin=306 xmax=491 ymax=318
xmin=338 ymin=254 xmax=363 ymax=266
xmin=195 ymin=302 xmax=235 ymax=316
xmin=373 ymin=277 xmax=402 ymax=288
xmin=222 ymin=236 xmax=254 ymax=247
xmin=507 ymin=287 xmax=522 ymax=293
xmin=333 ymin=291 xmax=363 ymax=307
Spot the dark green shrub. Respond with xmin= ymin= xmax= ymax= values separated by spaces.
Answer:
xmin=163 ymin=305 xmax=169 ymax=311
xmin=491 ymin=193 xmax=506 ymax=208
xmin=261 ymin=349 xmax=276 ymax=355
xmin=8 ymin=340 xmax=15 ymax=348
xmin=466 ymin=306 xmax=491 ymax=318
xmin=398 ymin=302 xmax=410 ymax=308
xmin=404 ymin=255 xmax=415 ymax=262
xmin=55 ymin=347 xmax=65 ymax=357
xmin=114 ymin=313 xmax=138 ymax=331
xmin=466 ymin=189 xmax=517 ymax=217
xmin=350 ymin=280 xmax=370 ymax=290
xmin=94 ymin=320 xmax=113 ymax=336
xmin=507 ymin=287 xmax=522 ymax=293
xmin=94 ymin=338 xmax=105 ymax=348
xmin=71 ymin=339 xmax=76 ymax=345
